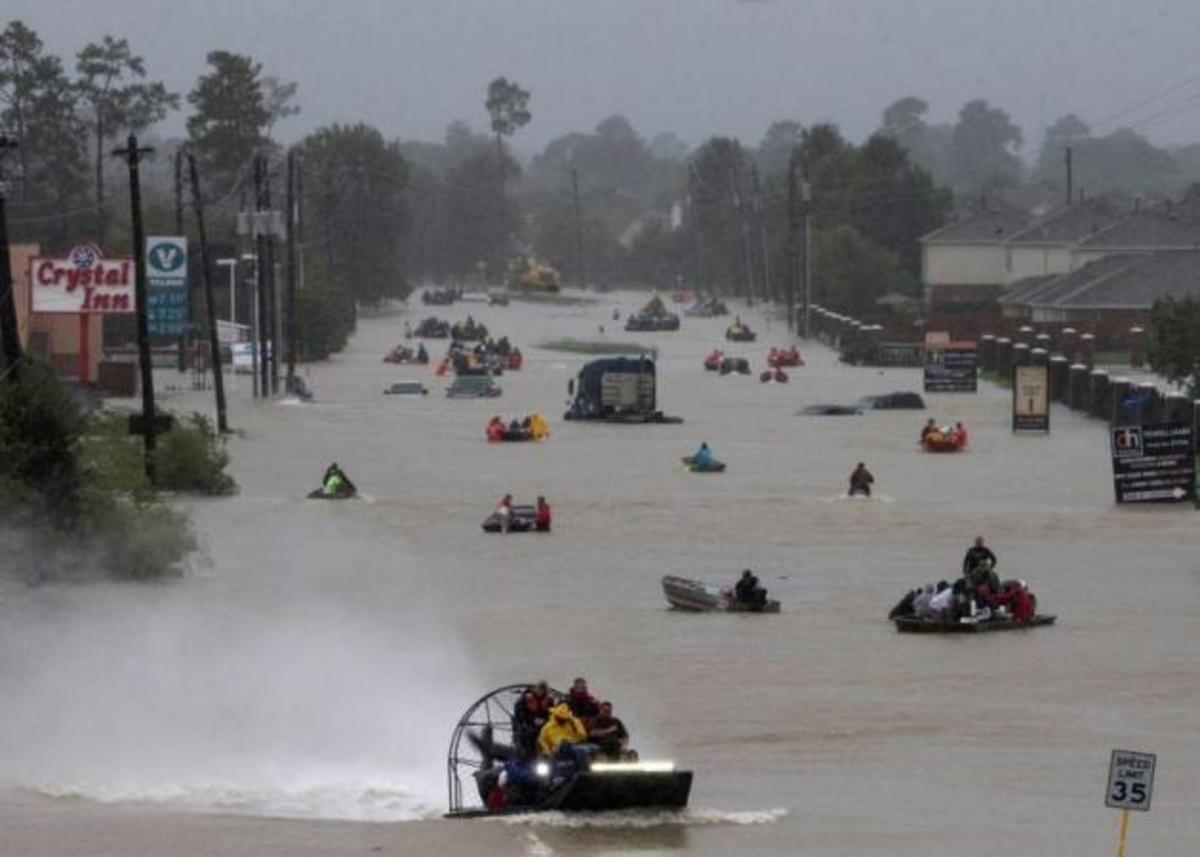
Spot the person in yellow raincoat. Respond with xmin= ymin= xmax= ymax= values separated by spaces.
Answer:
xmin=528 ymin=411 xmax=549 ymax=441
xmin=537 ymin=702 xmax=587 ymax=756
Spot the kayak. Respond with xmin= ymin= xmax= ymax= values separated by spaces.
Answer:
xmin=681 ymin=456 xmax=725 ymax=473
xmin=894 ymin=614 xmax=1056 ymax=633
xmin=661 ymin=575 xmax=780 ymax=613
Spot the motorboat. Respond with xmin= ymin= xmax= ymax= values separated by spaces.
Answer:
xmin=661 ymin=575 xmax=779 ymax=613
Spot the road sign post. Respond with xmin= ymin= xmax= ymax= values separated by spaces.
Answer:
xmin=1106 ymin=749 xmax=1155 ymax=857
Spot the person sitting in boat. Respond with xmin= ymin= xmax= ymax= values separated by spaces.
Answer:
xmin=920 ymin=418 xmax=939 ymax=442
xmin=486 ymin=416 xmax=506 ymax=442
xmin=734 ymin=569 xmax=768 ymax=609
xmin=529 ymin=411 xmax=548 ymax=441
xmin=927 ymin=579 xmax=962 ymax=621
xmin=950 ymin=421 xmax=967 ymax=446
xmin=849 ymin=462 xmax=874 ymax=496
xmin=538 ymin=702 xmax=589 ymax=758
xmin=416 ymin=342 xmax=429 ymax=363
xmin=962 ymin=536 xmax=997 ymax=578
xmin=534 ymin=496 xmax=552 ymax=532
xmin=692 ymin=442 xmax=715 ymax=469
xmin=587 ymin=701 xmax=632 ymax=760
xmin=321 ymin=462 xmax=355 ymax=496
xmin=512 ymin=689 xmax=550 ymax=757
xmin=567 ymin=676 xmax=599 ymax=720
xmin=994 ymin=579 xmax=1036 ymax=623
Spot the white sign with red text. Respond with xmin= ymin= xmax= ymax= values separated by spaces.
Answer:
xmin=30 ymin=242 xmax=136 ymax=314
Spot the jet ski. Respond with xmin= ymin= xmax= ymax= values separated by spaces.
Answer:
xmin=682 ymin=455 xmax=726 ymax=473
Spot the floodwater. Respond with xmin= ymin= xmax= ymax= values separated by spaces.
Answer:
xmin=2 ymin=291 xmax=1199 ymax=857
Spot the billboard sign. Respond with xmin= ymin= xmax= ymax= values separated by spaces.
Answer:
xmin=29 ymin=242 xmax=135 ymax=314
xmin=924 ymin=340 xmax=977 ymax=393
xmin=146 ymin=236 xmax=188 ymax=336
xmin=1110 ymin=422 xmax=1195 ymax=503
xmin=1013 ymin=364 xmax=1050 ymax=432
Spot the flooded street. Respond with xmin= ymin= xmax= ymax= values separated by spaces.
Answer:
xmin=3 ymin=291 xmax=1199 ymax=856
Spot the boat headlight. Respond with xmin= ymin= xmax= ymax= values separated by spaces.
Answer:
xmin=534 ymin=761 xmax=551 ymax=778
xmin=589 ymin=760 xmax=676 ymax=774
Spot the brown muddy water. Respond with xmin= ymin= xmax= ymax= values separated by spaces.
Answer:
xmin=1 ymin=291 xmax=1198 ymax=856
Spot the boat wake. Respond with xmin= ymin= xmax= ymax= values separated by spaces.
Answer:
xmin=822 ymin=492 xmax=894 ymax=504
xmin=495 ymin=806 xmax=788 ymax=829
xmin=31 ymin=773 xmax=440 ymax=822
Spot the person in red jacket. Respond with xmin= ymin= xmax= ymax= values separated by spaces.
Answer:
xmin=486 ymin=416 xmax=506 ymax=442
xmin=996 ymin=580 xmax=1035 ymax=623
xmin=534 ymin=495 xmax=552 ymax=532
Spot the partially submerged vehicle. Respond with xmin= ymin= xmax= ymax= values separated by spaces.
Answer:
xmin=661 ymin=575 xmax=779 ymax=613
xmin=446 ymin=684 xmax=692 ymax=818
xmin=684 ymin=297 xmax=729 ymax=317
xmin=564 ymin=357 xmax=681 ymax=423
xmin=681 ymin=455 xmax=725 ymax=473
xmin=384 ymin=381 xmax=428 ymax=396
xmin=800 ymin=404 xmax=862 ymax=416
xmin=422 ymin=288 xmax=458 ymax=306
xmin=854 ymin=391 xmax=925 ymax=410
xmin=447 ymin=375 xmax=502 ymax=398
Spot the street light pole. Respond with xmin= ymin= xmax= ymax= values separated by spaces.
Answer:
xmin=216 ymin=258 xmax=237 ymax=326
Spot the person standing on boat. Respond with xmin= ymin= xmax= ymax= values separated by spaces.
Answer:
xmin=849 ymin=462 xmax=874 ymax=496
xmin=962 ymin=536 xmax=997 ymax=577
xmin=534 ymin=496 xmax=552 ymax=532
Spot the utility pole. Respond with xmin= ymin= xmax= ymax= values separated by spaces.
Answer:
xmin=285 ymin=149 xmax=297 ymax=388
xmin=113 ymin=133 xmax=158 ymax=482
xmin=1065 ymin=146 xmax=1074 ymax=209
xmin=253 ymin=154 xmax=267 ymax=398
xmin=174 ymin=149 xmax=187 ymax=372
xmin=751 ymin=164 xmax=772 ymax=303
xmin=263 ymin=165 xmax=278 ymax=395
xmin=187 ymin=153 xmax=229 ymax=434
xmin=801 ymin=165 xmax=812 ymax=339
xmin=571 ymin=168 xmax=585 ymax=288
xmin=0 ymin=137 xmax=22 ymax=378
xmin=786 ymin=154 xmax=798 ymax=333
xmin=729 ymin=164 xmax=755 ymax=307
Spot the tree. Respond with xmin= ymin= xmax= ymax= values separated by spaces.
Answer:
xmin=812 ymin=225 xmax=916 ymax=316
xmin=485 ymin=76 xmax=531 ymax=175
xmin=648 ymin=131 xmax=688 ymax=161
xmin=1148 ymin=296 xmax=1200 ymax=396
xmin=1038 ymin=113 xmax=1090 ymax=175
xmin=186 ymin=51 xmax=271 ymax=194
xmin=0 ymin=21 xmax=88 ymax=247
xmin=75 ymin=35 xmax=178 ymax=244
xmin=948 ymin=99 xmax=1023 ymax=193
xmin=688 ymin=136 xmax=754 ymax=296
xmin=260 ymin=75 xmax=299 ymax=140
xmin=430 ymin=151 xmax=521 ymax=279
xmin=299 ymin=123 xmax=410 ymax=306
xmin=756 ymin=120 xmax=803 ymax=177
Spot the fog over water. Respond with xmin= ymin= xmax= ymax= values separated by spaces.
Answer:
xmin=2 ymin=294 xmax=1198 ymax=855
xmin=10 ymin=0 xmax=1200 ymax=149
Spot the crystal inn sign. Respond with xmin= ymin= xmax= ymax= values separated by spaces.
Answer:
xmin=31 ymin=242 xmax=136 ymax=314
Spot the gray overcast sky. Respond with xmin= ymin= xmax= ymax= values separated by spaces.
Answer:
xmin=9 ymin=0 xmax=1200 ymax=154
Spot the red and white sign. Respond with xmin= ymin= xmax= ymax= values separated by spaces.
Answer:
xmin=30 ymin=243 xmax=136 ymax=314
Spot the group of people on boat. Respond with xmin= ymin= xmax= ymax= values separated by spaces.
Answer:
xmin=383 ymin=342 xmax=429 ymax=364
xmin=486 ymin=413 xmax=549 ymax=442
xmin=889 ymin=537 xmax=1037 ymax=625
xmin=920 ymin=419 xmax=968 ymax=449
xmin=407 ymin=317 xmax=450 ymax=338
xmin=484 ymin=678 xmax=636 ymax=810
xmin=451 ymin=316 xmax=489 ymax=341
xmin=493 ymin=494 xmax=552 ymax=532
xmin=766 ymin=345 xmax=803 ymax=368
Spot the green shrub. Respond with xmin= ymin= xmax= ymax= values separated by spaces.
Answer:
xmin=154 ymin=413 xmax=237 ymax=496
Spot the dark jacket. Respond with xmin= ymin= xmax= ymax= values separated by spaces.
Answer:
xmin=962 ymin=545 xmax=997 ymax=575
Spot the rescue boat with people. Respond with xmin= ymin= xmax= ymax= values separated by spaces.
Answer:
xmin=888 ymin=577 xmax=1054 ymax=633
xmin=921 ymin=431 xmax=966 ymax=452
xmin=661 ymin=575 xmax=780 ymax=613
xmin=445 ymin=684 xmax=693 ymax=818
xmin=767 ymin=346 xmax=803 ymax=368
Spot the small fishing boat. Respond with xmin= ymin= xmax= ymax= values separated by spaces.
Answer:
xmin=681 ymin=455 xmax=726 ymax=472
xmin=894 ymin=614 xmax=1056 ymax=633
xmin=661 ymin=575 xmax=780 ymax=613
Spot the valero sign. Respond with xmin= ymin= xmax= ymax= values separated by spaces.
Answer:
xmin=30 ymin=242 xmax=136 ymax=314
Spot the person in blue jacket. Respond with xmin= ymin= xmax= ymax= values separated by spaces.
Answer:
xmin=692 ymin=442 xmax=714 ymax=468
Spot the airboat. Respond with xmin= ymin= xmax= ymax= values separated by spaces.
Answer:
xmin=445 ymin=683 xmax=693 ymax=818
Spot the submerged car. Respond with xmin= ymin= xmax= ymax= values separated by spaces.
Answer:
xmin=447 ymin=375 xmax=501 ymax=398
xmin=854 ymin=391 xmax=925 ymax=410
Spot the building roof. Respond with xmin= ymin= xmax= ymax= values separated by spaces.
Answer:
xmin=999 ymin=250 xmax=1200 ymax=310
xmin=1005 ymin=198 xmax=1122 ymax=245
xmin=920 ymin=205 xmax=1032 ymax=244
xmin=1075 ymin=204 xmax=1200 ymax=250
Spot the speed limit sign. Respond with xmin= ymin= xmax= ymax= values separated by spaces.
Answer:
xmin=1106 ymin=749 xmax=1155 ymax=811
